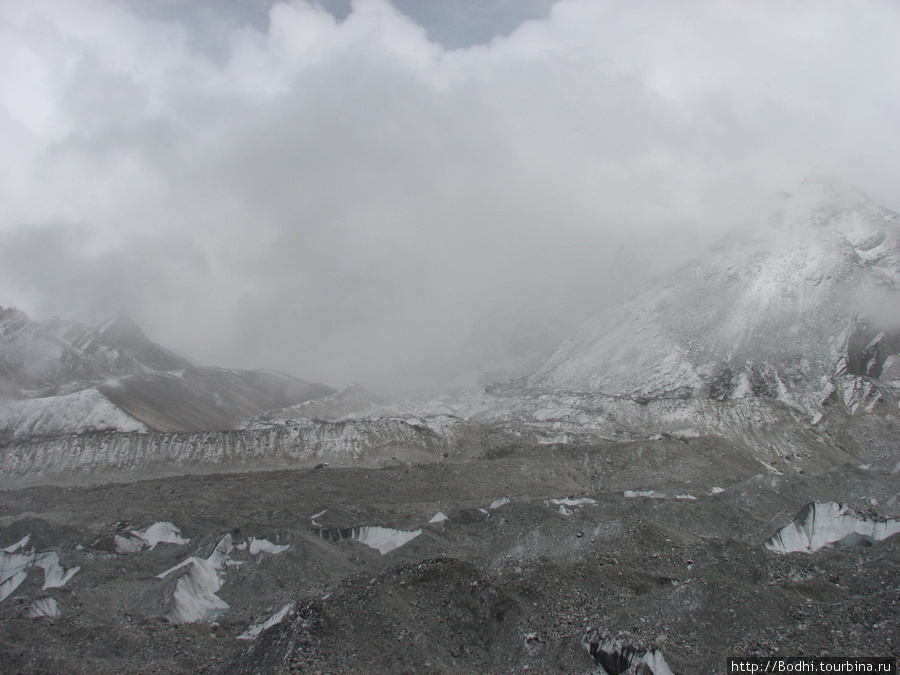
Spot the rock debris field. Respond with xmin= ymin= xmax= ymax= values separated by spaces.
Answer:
xmin=0 ymin=440 xmax=897 ymax=674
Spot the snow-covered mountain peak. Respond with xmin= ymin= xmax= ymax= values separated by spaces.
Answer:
xmin=772 ymin=180 xmax=897 ymax=255
xmin=527 ymin=184 xmax=900 ymax=412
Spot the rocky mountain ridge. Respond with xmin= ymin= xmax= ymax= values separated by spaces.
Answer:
xmin=0 ymin=308 xmax=190 ymax=399
xmin=527 ymin=181 xmax=900 ymax=415
xmin=0 ymin=309 xmax=333 ymax=443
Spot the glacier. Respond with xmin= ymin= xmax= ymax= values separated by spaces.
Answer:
xmin=765 ymin=502 xmax=900 ymax=553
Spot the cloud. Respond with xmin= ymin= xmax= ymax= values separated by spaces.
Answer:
xmin=1 ymin=0 xmax=898 ymax=390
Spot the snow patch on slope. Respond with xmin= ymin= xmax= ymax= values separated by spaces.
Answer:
xmin=0 ymin=388 xmax=148 ymax=443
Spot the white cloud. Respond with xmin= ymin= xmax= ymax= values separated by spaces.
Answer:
xmin=1 ymin=0 xmax=898 ymax=390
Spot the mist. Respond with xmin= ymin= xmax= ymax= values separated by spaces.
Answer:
xmin=1 ymin=0 xmax=899 ymax=391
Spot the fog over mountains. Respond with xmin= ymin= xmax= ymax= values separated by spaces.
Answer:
xmin=3 ymin=0 xmax=899 ymax=391
xmin=3 ymin=179 xmax=899 ymax=463
xmin=0 ymin=179 xmax=898 ymax=488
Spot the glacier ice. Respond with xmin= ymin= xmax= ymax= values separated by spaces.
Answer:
xmin=547 ymin=497 xmax=597 ymax=507
xmin=245 ymin=538 xmax=290 ymax=555
xmin=0 ymin=545 xmax=80 ymax=602
xmin=0 ymin=552 xmax=31 ymax=602
xmin=116 ymin=521 xmax=189 ymax=553
xmin=237 ymin=602 xmax=294 ymax=640
xmin=135 ymin=522 xmax=190 ymax=549
xmin=624 ymin=490 xmax=664 ymax=499
xmin=156 ymin=532 xmax=291 ymax=623
xmin=157 ymin=534 xmax=234 ymax=624
xmin=2 ymin=535 xmax=31 ymax=553
xmin=587 ymin=638 xmax=675 ymax=675
xmin=27 ymin=597 xmax=61 ymax=618
xmin=33 ymin=552 xmax=80 ymax=589
xmin=546 ymin=496 xmax=597 ymax=516
xmin=356 ymin=527 xmax=421 ymax=554
xmin=114 ymin=535 xmax=145 ymax=554
xmin=765 ymin=502 xmax=900 ymax=553
xmin=313 ymin=526 xmax=422 ymax=554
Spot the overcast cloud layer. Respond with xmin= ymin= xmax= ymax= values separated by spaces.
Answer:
xmin=1 ymin=0 xmax=899 ymax=390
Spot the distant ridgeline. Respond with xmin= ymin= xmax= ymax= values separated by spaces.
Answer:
xmin=0 ymin=307 xmax=332 ymax=441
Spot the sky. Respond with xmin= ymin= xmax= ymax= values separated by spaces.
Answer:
xmin=1 ymin=0 xmax=899 ymax=391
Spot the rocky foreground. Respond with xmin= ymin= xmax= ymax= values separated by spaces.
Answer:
xmin=1 ymin=438 xmax=897 ymax=674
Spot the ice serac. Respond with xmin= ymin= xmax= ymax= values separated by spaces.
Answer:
xmin=1 ymin=535 xmax=30 ymax=553
xmin=33 ymin=552 xmax=80 ymax=589
xmin=246 ymin=538 xmax=290 ymax=555
xmin=587 ymin=639 xmax=675 ymax=675
xmin=0 ymin=545 xmax=80 ymax=602
xmin=528 ymin=181 xmax=900 ymax=414
xmin=0 ymin=551 xmax=32 ymax=601
xmin=158 ymin=534 xmax=234 ymax=624
xmin=116 ymin=521 xmax=189 ymax=553
xmin=26 ymin=597 xmax=61 ymax=619
xmin=765 ymin=501 xmax=900 ymax=553
xmin=312 ymin=526 xmax=422 ymax=554
xmin=155 ymin=532 xmax=292 ymax=624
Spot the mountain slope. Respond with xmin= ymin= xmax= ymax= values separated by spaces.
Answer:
xmin=0 ymin=309 xmax=334 ymax=441
xmin=97 ymin=368 xmax=334 ymax=433
xmin=528 ymin=181 xmax=900 ymax=413
xmin=0 ymin=309 xmax=190 ymax=398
